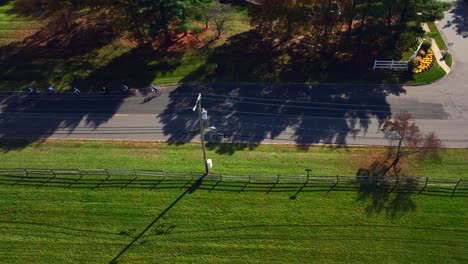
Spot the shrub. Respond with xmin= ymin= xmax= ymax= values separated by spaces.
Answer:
xmin=415 ymin=55 xmax=423 ymax=63
xmin=192 ymin=26 xmax=203 ymax=35
xmin=409 ymin=58 xmax=419 ymax=71
xmin=421 ymin=40 xmax=432 ymax=51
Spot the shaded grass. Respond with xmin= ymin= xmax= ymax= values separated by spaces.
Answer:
xmin=0 ymin=2 xmax=38 ymax=45
xmin=0 ymin=2 xmax=449 ymax=90
xmin=0 ymin=182 xmax=466 ymax=263
xmin=0 ymin=139 xmax=467 ymax=178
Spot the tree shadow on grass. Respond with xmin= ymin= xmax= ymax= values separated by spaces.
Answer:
xmin=0 ymin=45 xmax=184 ymax=152
xmin=182 ymin=30 xmax=416 ymax=84
xmin=71 ymin=47 xmax=184 ymax=91
xmin=356 ymin=158 xmax=417 ymax=219
xmin=155 ymin=30 xmax=409 ymax=154
xmin=0 ymin=15 xmax=187 ymax=151
xmin=0 ymin=18 xmax=115 ymax=91
xmin=0 ymin=0 xmax=12 ymax=6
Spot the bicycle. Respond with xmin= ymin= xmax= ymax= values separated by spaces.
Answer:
xmin=46 ymin=86 xmax=56 ymax=95
xmin=73 ymin=87 xmax=81 ymax=96
xmin=143 ymin=85 xmax=161 ymax=103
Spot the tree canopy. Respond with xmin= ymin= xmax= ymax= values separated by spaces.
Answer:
xmin=248 ymin=0 xmax=451 ymax=63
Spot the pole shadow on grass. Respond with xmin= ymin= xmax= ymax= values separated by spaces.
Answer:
xmin=108 ymin=174 xmax=206 ymax=264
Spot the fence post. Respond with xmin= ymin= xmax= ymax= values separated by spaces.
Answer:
xmin=219 ymin=173 xmax=222 ymax=181
xmin=390 ymin=175 xmax=399 ymax=193
xmin=418 ymin=177 xmax=428 ymax=194
xmin=24 ymin=168 xmax=29 ymax=177
xmin=305 ymin=169 xmax=311 ymax=183
xmin=249 ymin=174 xmax=251 ymax=183
xmin=190 ymin=171 xmax=193 ymax=181
xmin=162 ymin=170 xmax=166 ymax=181
xmin=373 ymin=60 xmax=377 ymax=70
xmin=451 ymin=179 xmax=462 ymax=198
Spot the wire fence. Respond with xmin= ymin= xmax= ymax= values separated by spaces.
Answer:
xmin=0 ymin=168 xmax=465 ymax=197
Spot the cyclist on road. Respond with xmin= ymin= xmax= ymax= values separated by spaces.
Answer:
xmin=150 ymin=85 xmax=158 ymax=94
xmin=28 ymin=88 xmax=36 ymax=95
xmin=121 ymin=84 xmax=129 ymax=94
xmin=74 ymin=87 xmax=81 ymax=95
xmin=47 ymin=86 xmax=56 ymax=94
xmin=102 ymin=86 xmax=109 ymax=95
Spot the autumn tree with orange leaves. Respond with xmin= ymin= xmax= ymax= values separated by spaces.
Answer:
xmin=380 ymin=111 xmax=442 ymax=176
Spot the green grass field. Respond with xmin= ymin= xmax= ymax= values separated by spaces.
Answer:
xmin=1 ymin=139 xmax=468 ymax=177
xmin=0 ymin=180 xmax=466 ymax=263
xmin=0 ymin=140 xmax=467 ymax=263
xmin=0 ymin=2 xmax=42 ymax=46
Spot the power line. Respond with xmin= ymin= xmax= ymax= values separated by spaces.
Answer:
xmin=202 ymin=97 xmax=393 ymax=113
xmin=201 ymin=93 xmax=396 ymax=108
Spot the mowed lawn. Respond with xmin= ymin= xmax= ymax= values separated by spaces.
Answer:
xmin=0 ymin=140 xmax=467 ymax=263
xmin=1 ymin=139 xmax=468 ymax=176
xmin=0 ymin=184 xmax=466 ymax=263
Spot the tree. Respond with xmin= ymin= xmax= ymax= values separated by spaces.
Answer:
xmin=207 ymin=3 xmax=233 ymax=39
xmin=380 ymin=112 xmax=442 ymax=176
xmin=87 ymin=0 xmax=213 ymax=46
xmin=146 ymin=0 xmax=212 ymax=44
xmin=247 ymin=0 xmax=450 ymax=62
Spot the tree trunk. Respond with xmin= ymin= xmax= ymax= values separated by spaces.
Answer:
xmin=380 ymin=154 xmax=401 ymax=176
xmin=61 ymin=10 xmax=71 ymax=31
xmin=129 ymin=0 xmax=144 ymax=47
xmin=159 ymin=3 xmax=171 ymax=46
xmin=347 ymin=0 xmax=357 ymax=36
xmin=360 ymin=0 xmax=372 ymax=26
xmin=394 ymin=0 xmax=410 ymax=42
xmin=387 ymin=6 xmax=393 ymax=28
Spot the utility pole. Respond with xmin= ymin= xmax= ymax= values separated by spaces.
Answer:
xmin=193 ymin=93 xmax=210 ymax=174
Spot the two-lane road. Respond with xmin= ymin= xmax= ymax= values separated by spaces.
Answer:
xmin=1 ymin=0 xmax=467 ymax=147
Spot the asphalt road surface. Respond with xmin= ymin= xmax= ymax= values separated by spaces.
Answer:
xmin=1 ymin=0 xmax=467 ymax=148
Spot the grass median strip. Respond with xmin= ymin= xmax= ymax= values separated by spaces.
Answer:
xmin=0 ymin=139 xmax=468 ymax=177
xmin=427 ymin=22 xmax=448 ymax=51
